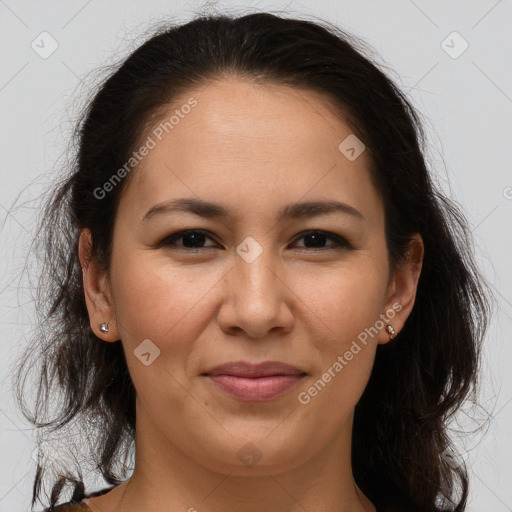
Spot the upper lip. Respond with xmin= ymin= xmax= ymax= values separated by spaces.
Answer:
xmin=202 ymin=361 xmax=306 ymax=378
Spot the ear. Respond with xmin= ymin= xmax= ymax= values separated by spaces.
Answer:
xmin=78 ymin=228 xmax=120 ymax=342
xmin=378 ymin=233 xmax=424 ymax=345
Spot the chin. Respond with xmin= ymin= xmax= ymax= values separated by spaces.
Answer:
xmin=189 ymin=431 xmax=316 ymax=476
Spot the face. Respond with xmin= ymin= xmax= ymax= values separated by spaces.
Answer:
xmin=81 ymin=77 xmax=422 ymax=477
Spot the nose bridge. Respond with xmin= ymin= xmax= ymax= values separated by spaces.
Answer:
xmin=235 ymin=235 xmax=280 ymax=310
xmin=219 ymin=235 xmax=292 ymax=337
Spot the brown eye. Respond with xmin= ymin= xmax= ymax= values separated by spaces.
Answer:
xmin=290 ymin=230 xmax=351 ymax=251
xmin=158 ymin=229 xmax=351 ymax=252
xmin=159 ymin=230 xmax=219 ymax=250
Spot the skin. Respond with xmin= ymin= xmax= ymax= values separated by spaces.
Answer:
xmin=79 ymin=77 xmax=423 ymax=512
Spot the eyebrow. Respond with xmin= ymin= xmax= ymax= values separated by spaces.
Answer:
xmin=142 ymin=198 xmax=365 ymax=223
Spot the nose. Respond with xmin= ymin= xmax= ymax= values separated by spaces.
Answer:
xmin=217 ymin=247 xmax=294 ymax=338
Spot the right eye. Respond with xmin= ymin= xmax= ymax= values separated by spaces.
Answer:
xmin=158 ymin=229 xmax=221 ymax=250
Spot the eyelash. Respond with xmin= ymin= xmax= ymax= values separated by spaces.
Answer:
xmin=157 ymin=229 xmax=351 ymax=252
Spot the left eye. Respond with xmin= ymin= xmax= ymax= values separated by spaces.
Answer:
xmin=291 ymin=230 xmax=350 ymax=250
xmin=158 ymin=229 xmax=350 ymax=251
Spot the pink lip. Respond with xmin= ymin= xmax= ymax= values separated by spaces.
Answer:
xmin=202 ymin=361 xmax=306 ymax=402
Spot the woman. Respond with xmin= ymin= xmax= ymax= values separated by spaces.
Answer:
xmin=15 ymin=11 xmax=492 ymax=512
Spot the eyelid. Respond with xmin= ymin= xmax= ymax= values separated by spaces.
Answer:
xmin=158 ymin=229 xmax=219 ymax=249
xmin=290 ymin=230 xmax=351 ymax=250
xmin=157 ymin=229 xmax=352 ymax=251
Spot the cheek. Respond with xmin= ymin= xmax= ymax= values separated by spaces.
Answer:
xmin=109 ymin=255 xmax=224 ymax=418
xmin=298 ymin=259 xmax=388 ymax=349
xmin=109 ymin=251 xmax=224 ymax=368
xmin=293 ymin=256 xmax=387 ymax=404
xmin=289 ymin=276 xmax=383 ymax=454
xmin=113 ymin=250 xmax=196 ymax=323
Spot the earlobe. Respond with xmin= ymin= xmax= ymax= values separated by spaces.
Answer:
xmin=379 ymin=233 xmax=424 ymax=345
xmin=78 ymin=228 xmax=119 ymax=342
xmin=385 ymin=324 xmax=398 ymax=340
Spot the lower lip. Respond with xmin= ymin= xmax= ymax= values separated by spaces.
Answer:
xmin=206 ymin=374 xmax=305 ymax=402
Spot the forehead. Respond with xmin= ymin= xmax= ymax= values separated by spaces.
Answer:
xmin=118 ymin=78 xmax=383 ymax=226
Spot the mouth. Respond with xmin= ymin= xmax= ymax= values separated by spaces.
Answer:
xmin=201 ymin=361 xmax=307 ymax=402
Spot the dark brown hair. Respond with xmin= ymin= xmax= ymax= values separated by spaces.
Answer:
xmin=15 ymin=11 xmax=492 ymax=512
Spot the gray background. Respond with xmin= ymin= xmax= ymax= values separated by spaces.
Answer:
xmin=0 ymin=0 xmax=511 ymax=510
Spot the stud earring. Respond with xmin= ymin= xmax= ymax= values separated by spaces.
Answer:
xmin=100 ymin=322 xmax=109 ymax=334
xmin=386 ymin=324 xmax=397 ymax=340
